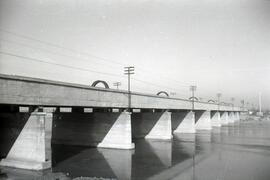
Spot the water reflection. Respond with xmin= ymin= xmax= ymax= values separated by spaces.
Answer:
xmin=98 ymin=148 xmax=133 ymax=180
xmin=145 ymin=140 xmax=172 ymax=167
xmin=52 ymin=145 xmax=117 ymax=179
xmin=0 ymin=167 xmax=69 ymax=180
xmin=131 ymin=139 xmax=173 ymax=180
xmin=173 ymin=133 xmax=195 ymax=164
xmin=211 ymin=127 xmax=221 ymax=143
xmin=1 ymin=121 xmax=270 ymax=179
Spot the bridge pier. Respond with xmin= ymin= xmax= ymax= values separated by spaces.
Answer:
xmin=211 ymin=111 xmax=221 ymax=127
xmin=0 ymin=111 xmax=52 ymax=170
xmin=132 ymin=110 xmax=172 ymax=140
xmin=195 ymin=110 xmax=212 ymax=130
xmin=97 ymin=112 xmax=134 ymax=149
xmin=220 ymin=112 xmax=229 ymax=125
xmin=145 ymin=111 xmax=172 ymax=140
xmin=52 ymin=109 xmax=134 ymax=149
xmin=234 ymin=112 xmax=240 ymax=122
xmin=172 ymin=111 xmax=195 ymax=134
xmin=228 ymin=112 xmax=235 ymax=124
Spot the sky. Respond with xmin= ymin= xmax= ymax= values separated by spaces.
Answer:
xmin=0 ymin=0 xmax=270 ymax=109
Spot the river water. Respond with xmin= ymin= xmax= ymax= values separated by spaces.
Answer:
xmin=1 ymin=120 xmax=270 ymax=180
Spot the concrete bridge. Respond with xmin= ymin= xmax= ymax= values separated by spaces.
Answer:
xmin=0 ymin=74 xmax=247 ymax=170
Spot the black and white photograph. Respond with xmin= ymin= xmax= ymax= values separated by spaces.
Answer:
xmin=0 ymin=0 xmax=270 ymax=179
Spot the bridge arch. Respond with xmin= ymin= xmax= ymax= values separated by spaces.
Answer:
xmin=189 ymin=97 xmax=199 ymax=101
xmin=91 ymin=80 xmax=110 ymax=89
xmin=208 ymin=100 xmax=216 ymax=103
xmin=157 ymin=91 xmax=169 ymax=97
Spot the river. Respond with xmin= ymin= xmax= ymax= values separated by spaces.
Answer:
xmin=1 ymin=119 xmax=270 ymax=180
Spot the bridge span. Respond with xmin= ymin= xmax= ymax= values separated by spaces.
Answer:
xmin=0 ymin=74 xmax=247 ymax=170
xmin=0 ymin=73 xmax=242 ymax=111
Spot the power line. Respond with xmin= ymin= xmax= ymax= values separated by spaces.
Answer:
xmin=0 ymin=38 xmax=123 ymax=70
xmin=0 ymin=50 xmax=187 ymax=97
xmin=0 ymin=50 xmax=226 ymax=101
xmin=0 ymin=51 xmax=125 ymax=79
xmin=0 ymin=28 xmax=127 ymax=67
xmin=135 ymin=68 xmax=190 ymax=87
xmin=0 ymin=28 xmax=240 ymax=100
xmin=2 ymin=37 xmax=191 ymax=90
xmin=132 ymin=78 xmax=188 ymax=97
xmin=0 ymin=28 xmax=194 ymax=88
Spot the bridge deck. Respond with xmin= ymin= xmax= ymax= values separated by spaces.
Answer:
xmin=0 ymin=74 xmax=243 ymax=111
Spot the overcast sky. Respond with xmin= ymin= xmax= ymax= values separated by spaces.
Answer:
xmin=0 ymin=0 xmax=270 ymax=109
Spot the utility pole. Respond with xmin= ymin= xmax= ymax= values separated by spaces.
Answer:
xmin=246 ymin=102 xmax=249 ymax=109
xmin=241 ymin=100 xmax=245 ymax=108
xmin=217 ymin=93 xmax=222 ymax=111
xmin=124 ymin=66 xmax=135 ymax=112
xmin=170 ymin=92 xmax=176 ymax=96
xmin=190 ymin=85 xmax=197 ymax=111
xmin=241 ymin=100 xmax=245 ymax=111
xmin=259 ymin=92 xmax=262 ymax=114
xmin=113 ymin=82 xmax=121 ymax=90
xmin=258 ymin=92 xmax=264 ymax=116
xmin=231 ymin=97 xmax=235 ymax=110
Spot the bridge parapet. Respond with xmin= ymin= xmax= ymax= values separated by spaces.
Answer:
xmin=0 ymin=74 xmax=244 ymax=112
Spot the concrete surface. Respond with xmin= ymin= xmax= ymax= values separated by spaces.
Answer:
xmin=173 ymin=111 xmax=196 ymax=133
xmin=145 ymin=111 xmax=172 ymax=140
xmin=211 ymin=111 xmax=222 ymax=127
xmin=0 ymin=112 xmax=52 ymax=170
xmin=98 ymin=112 xmax=135 ymax=149
xmin=220 ymin=112 xmax=229 ymax=125
xmin=195 ymin=111 xmax=212 ymax=130
xmin=52 ymin=112 xmax=120 ymax=146
xmin=235 ymin=112 xmax=240 ymax=121
xmin=131 ymin=111 xmax=172 ymax=140
xmin=0 ymin=111 xmax=30 ymax=158
xmin=0 ymin=74 xmax=243 ymax=111
xmin=132 ymin=112 xmax=167 ymax=139
xmin=228 ymin=112 xmax=235 ymax=124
